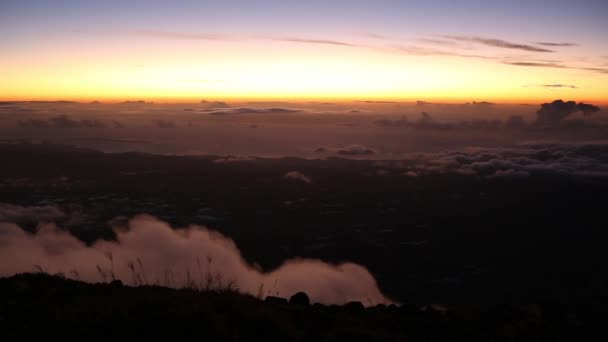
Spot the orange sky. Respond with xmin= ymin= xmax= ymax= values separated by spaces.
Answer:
xmin=2 ymin=1 xmax=607 ymax=104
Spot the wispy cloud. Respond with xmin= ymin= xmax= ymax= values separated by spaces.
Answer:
xmin=534 ymin=41 xmax=578 ymax=47
xmin=361 ymin=32 xmax=395 ymax=40
xmin=504 ymin=61 xmax=608 ymax=74
xmin=133 ymin=30 xmax=356 ymax=47
xmin=131 ymin=30 xmax=230 ymax=40
xmin=271 ymin=37 xmax=354 ymax=47
xmin=445 ymin=35 xmax=554 ymax=53
xmin=391 ymin=45 xmax=493 ymax=59
xmin=579 ymin=67 xmax=608 ymax=74
xmin=504 ymin=61 xmax=566 ymax=68
xmin=524 ymin=84 xmax=578 ymax=89
xmin=417 ymin=38 xmax=472 ymax=48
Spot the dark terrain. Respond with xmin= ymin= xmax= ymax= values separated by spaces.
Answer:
xmin=1 ymin=142 xmax=608 ymax=339
xmin=1 ymin=273 xmax=605 ymax=341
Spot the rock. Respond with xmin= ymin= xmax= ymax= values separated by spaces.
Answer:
xmin=344 ymin=301 xmax=365 ymax=312
xmin=110 ymin=280 xmax=123 ymax=287
xmin=289 ymin=292 xmax=310 ymax=306
xmin=265 ymin=296 xmax=288 ymax=305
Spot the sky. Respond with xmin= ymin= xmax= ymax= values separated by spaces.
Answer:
xmin=1 ymin=0 xmax=607 ymax=103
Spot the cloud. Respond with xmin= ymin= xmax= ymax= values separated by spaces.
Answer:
xmin=577 ymin=103 xmax=601 ymax=116
xmin=0 ymin=203 xmax=66 ymax=225
xmin=417 ymin=38 xmax=465 ymax=47
xmin=536 ymin=100 xmax=601 ymax=125
xmin=16 ymin=118 xmax=51 ymax=128
xmin=391 ymin=45 xmax=492 ymax=59
xmin=283 ymin=171 xmax=312 ymax=184
xmin=131 ymin=30 xmax=355 ymax=47
xmin=204 ymin=107 xmax=302 ymax=115
xmin=51 ymin=115 xmax=85 ymax=128
xmin=527 ymin=84 xmax=578 ymax=89
xmin=120 ymin=100 xmax=153 ymax=105
xmin=131 ymin=30 xmax=229 ymax=41
xmin=445 ymin=35 xmax=554 ymax=53
xmin=0 ymin=215 xmax=392 ymax=306
xmin=0 ymin=103 xmax=33 ymax=112
xmin=357 ymin=100 xmax=399 ymax=104
xmin=375 ymin=112 xmax=454 ymax=130
xmin=336 ymin=145 xmax=375 ymax=156
xmin=273 ymin=37 xmax=354 ymax=47
xmin=504 ymin=61 xmax=566 ymax=68
xmin=579 ymin=67 xmax=608 ymax=74
xmin=505 ymin=62 xmax=608 ymax=74
xmin=17 ymin=115 xmax=105 ymax=128
xmin=374 ymin=116 xmax=410 ymax=127
xmin=394 ymin=143 xmax=608 ymax=179
xmin=212 ymin=156 xmax=256 ymax=163
xmin=534 ymin=42 xmax=578 ymax=47
xmin=200 ymin=100 xmax=230 ymax=109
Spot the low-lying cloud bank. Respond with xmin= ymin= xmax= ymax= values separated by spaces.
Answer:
xmin=0 ymin=215 xmax=391 ymax=306
xmin=202 ymin=107 xmax=302 ymax=115
xmin=384 ymin=142 xmax=608 ymax=179
xmin=17 ymin=115 xmax=107 ymax=128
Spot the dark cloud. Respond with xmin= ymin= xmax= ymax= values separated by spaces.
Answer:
xmin=445 ymin=36 xmax=554 ymax=52
xmin=120 ymin=100 xmax=153 ymax=105
xmin=504 ymin=61 xmax=566 ymax=68
xmin=529 ymin=84 xmax=578 ymax=89
xmin=70 ymin=137 xmax=150 ymax=144
xmin=536 ymin=100 xmax=579 ymax=124
xmin=0 ymin=103 xmax=33 ymax=112
xmin=375 ymin=112 xmax=453 ymax=130
xmin=51 ymin=115 xmax=83 ymax=128
xmin=374 ymin=116 xmax=410 ymax=127
xmin=534 ymin=42 xmax=578 ymax=47
xmin=357 ymin=100 xmax=399 ymax=104
xmin=204 ymin=107 xmax=302 ymax=115
xmin=17 ymin=118 xmax=51 ymax=128
xmin=200 ymin=100 xmax=230 ymax=108
xmin=535 ymin=100 xmax=601 ymax=125
xmin=578 ymin=103 xmax=601 ymax=116
xmin=579 ymin=67 xmax=608 ymax=74
xmin=17 ymin=115 xmax=105 ymax=128
xmin=505 ymin=62 xmax=608 ymax=74
xmin=336 ymin=145 xmax=375 ymax=156
xmin=80 ymin=119 xmax=106 ymax=128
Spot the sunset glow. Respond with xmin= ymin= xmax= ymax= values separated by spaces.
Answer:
xmin=2 ymin=0 xmax=607 ymax=103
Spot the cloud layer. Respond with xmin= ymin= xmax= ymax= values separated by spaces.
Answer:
xmin=389 ymin=143 xmax=608 ymax=179
xmin=0 ymin=215 xmax=391 ymax=306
